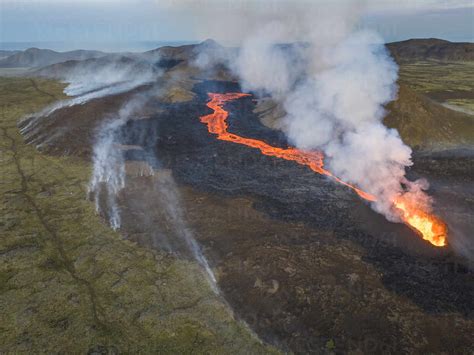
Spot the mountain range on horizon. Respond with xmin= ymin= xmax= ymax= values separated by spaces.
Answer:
xmin=0 ymin=38 xmax=473 ymax=69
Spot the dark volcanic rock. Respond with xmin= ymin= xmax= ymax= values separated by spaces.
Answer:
xmin=114 ymin=80 xmax=473 ymax=353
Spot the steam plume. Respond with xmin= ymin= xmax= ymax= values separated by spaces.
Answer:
xmin=180 ymin=0 xmax=435 ymax=225
xmin=89 ymin=97 xmax=143 ymax=229
xmin=20 ymin=55 xmax=159 ymax=141
xmin=88 ymin=89 xmax=218 ymax=290
xmin=61 ymin=56 xmax=160 ymax=97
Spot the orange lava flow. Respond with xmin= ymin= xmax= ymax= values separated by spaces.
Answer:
xmin=201 ymin=93 xmax=374 ymax=201
xmin=200 ymin=92 xmax=447 ymax=247
xmin=394 ymin=198 xmax=447 ymax=247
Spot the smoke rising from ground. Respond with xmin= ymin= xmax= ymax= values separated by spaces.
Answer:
xmin=88 ymin=88 xmax=218 ymax=290
xmin=183 ymin=0 xmax=435 ymax=222
xmin=20 ymin=55 xmax=159 ymax=143
xmin=88 ymin=94 xmax=151 ymax=229
xmin=60 ymin=56 xmax=160 ymax=96
xmin=279 ymin=31 xmax=419 ymax=219
xmin=150 ymin=170 xmax=218 ymax=292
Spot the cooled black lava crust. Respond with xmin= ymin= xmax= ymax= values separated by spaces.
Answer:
xmin=119 ymin=80 xmax=473 ymax=320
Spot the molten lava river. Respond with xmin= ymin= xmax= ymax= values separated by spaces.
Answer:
xmin=200 ymin=93 xmax=447 ymax=247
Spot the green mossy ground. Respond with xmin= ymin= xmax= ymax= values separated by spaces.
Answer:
xmin=383 ymin=61 xmax=474 ymax=150
xmin=0 ymin=77 xmax=274 ymax=353
xmin=398 ymin=61 xmax=474 ymax=113
xmin=385 ymin=83 xmax=474 ymax=150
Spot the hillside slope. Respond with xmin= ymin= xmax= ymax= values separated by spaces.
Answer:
xmin=0 ymin=50 xmax=20 ymax=59
xmin=254 ymin=83 xmax=473 ymax=151
xmin=387 ymin=38 xmax=474 ymax=63
xmin=0 ymin=77 xmax=275 ymax=354
xmin=385 ymin=83 xmax=474 ymax=149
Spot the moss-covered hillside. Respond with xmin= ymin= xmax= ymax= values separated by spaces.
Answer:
xmin=0 ymin=77 xmax=274 ymax=353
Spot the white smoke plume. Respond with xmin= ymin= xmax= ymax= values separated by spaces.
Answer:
xmin=60 ymin=56 xmax=160 ymax=96
xmin=20 ymin=56 xmax=159 ymax=140
xmin=234 ymin=17 xmax=431 ymax=221
xmin=151 ymin=170 xmax=218 ymax=292
xmin=278 ymin=31 xmax=420 ymax=219
xmin=163 ymin=0 xmax=434 ymax=222
xmin=89 ymin=97 xmax=143 ymax=229
xmin=88 ymin=89 xmax=218 ymax=290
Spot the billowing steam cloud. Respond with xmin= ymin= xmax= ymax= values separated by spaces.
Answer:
xmin=178 ymin=0 xmax=434 ymax=222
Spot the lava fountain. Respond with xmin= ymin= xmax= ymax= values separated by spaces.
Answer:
xmin=200 ymin=93 xmax=448 ymax=247
xmin=394 ymin=197 xmax=447 ymax=247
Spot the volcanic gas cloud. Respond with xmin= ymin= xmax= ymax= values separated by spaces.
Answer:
xmin=180 ymin=1 xmax=448 ymax=246
xmin=79 ymin=1 xmax=445 ymax=246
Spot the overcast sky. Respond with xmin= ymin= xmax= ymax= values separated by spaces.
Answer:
xmin=0 ymin=0 xmax=472 ymax=50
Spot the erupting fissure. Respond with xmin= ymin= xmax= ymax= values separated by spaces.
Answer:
xmin=394 ymin=198 xmax=447 ymax=247
xmin=200 ymin=93 xmax=447 ymax=247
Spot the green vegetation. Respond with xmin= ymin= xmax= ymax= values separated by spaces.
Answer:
xmin=443 ymin=99 xmax=474 ymax=114
xmin=0 ymin=77 xmax=274 ymax=353
xmin=385 ymin=83 xmax=474 ymax=149
xmin=383 ymin=61 xmax=474 ymax=149
xmin=398 ymin=61 xmax=474 ymax=113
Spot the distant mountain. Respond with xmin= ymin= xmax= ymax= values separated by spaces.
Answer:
xmin=3 ymin=38 xmax=472 ymax=69
xmin=0 ymin=48 xmax=108 ymax=68
xmin=30 ymin=39 xmax=231 ymax=83
xmin=141 ymin=39 xmax=231 ymax=68
xmin=0 ymin=50 xmax=20 ymax=59
xmin=28 ymin=40 xmax=220 ymax=76
xmin=387 ymin=38 xmax=474 ymax=63
xmin=32 ymin=55 xmax=147 ymax=78
xmin=143 ymin=39 xmax=218 ymax=60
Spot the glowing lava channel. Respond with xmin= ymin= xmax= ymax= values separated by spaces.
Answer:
xmin=200 ymin=93 xmax=447 ymax=247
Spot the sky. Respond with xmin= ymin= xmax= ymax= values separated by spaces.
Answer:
xmin=0 ymin=0 xmax=473 ymax=51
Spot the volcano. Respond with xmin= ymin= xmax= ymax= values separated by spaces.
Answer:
xmin=9 ymin=40 xmax=474 ymax=353
xmin=112 ymin=78 xmax=472 ymax=352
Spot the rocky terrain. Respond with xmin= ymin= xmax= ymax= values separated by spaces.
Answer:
xmin=1 ymin=39 xmax=473 ymax=353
